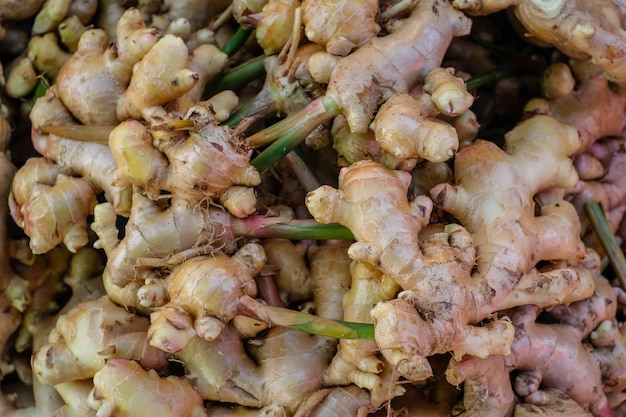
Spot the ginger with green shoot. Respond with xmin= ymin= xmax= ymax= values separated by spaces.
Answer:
xmin=245 ymin=0 xmax=471 ymax=171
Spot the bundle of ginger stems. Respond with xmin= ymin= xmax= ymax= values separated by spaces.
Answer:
xmin=4 ymin=0 xmax=626 ymax=416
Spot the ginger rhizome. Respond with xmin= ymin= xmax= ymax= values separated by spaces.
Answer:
xmin=146 ymin=243 xmax=266 ymax=352
xmin=307 ymin=115 xmax=594 ymax=383
xmin=453 ymin=0 xmax=626 ymax=86
xmin=109 ymin=101 xmax=260 ymax=206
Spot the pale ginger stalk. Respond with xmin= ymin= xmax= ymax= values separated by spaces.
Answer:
xmin=31 ymin=296 xmax=169 ymax=387
xmin=226 ymin=44 xmax=326 ymax=127
xmin=55 ymin=8 xmax=160 ymax=125
xmin=262 ymin=238 xmax=310 ymax=305
xmin=88 ymin=359 xmax=206 ymax=417
xmin=109 ymin=102 xmax=261 ymax=206
xmin=9 ymin=158 xmax=97 ymax=254
xmin=116 ymin=34 xmax=200 ymax=121
xmin=30 ymin=86 xmax=132 ymax=215
xmin=301 ymin=0 xmax=380 ymax=56
xmin=457 ymin=0 xmax=626 ymax=86
xmin=448 ymin=304 xmax=613 ymax=417
xmin=524 ymin=61 xmax=626 ymax=152
xmin=515 ymin=388 xmax=593 ymax=416
xmin=145 ymin=243 xmax=266 ymax=352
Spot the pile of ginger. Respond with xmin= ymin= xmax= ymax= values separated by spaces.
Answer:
xmin=4 ymin=0 xmax=626 ymax=416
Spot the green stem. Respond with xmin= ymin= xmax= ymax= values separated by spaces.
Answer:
xmin=584 ymin=200 xmax=626 ymax=290
xmin=220 ymin=27 xmax=253 ymax=57
xmin=203 ymin=55 xmax=267 ymax=98
xmin=239 ymin=295 xmax=374 ymax=339
xmin=249 ymin=96 xmax=341 ymax=172
xmin=239 ymin=217 xmax=354 ymax=241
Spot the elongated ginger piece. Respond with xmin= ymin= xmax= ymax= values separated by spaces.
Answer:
xmin=146 ymin=243 xmax=266 ymax=352
xmin=88 ymin=359 xmax=206 ymax=417
xmin=32 ymin=296 xmax=168 ymax=386
xmin=323 ymin=262 xmax=400 ymax=394
xmin=262 ymin=239 xmax=310 ymax=305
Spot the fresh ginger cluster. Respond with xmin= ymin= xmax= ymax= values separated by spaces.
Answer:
xmin=2 ymin=1 xmax=626 ymax=417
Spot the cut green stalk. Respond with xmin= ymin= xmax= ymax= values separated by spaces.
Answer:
xmin=235 ymin=215 xmax=353 ymax=241
xmin=584 ymin=200 xmax=626 ymax=290
xmin=203 ymin=55 xmax=267 ymax=99
xmin=465 ymin=65 xmax=518 ymax=90
xmin=249 ymin=96 xmax=341 ymax=172
xmin=239 ymin=295 xmax=374 ymax=339
xmin=220 ymin=27 xmax=253 ymax=57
